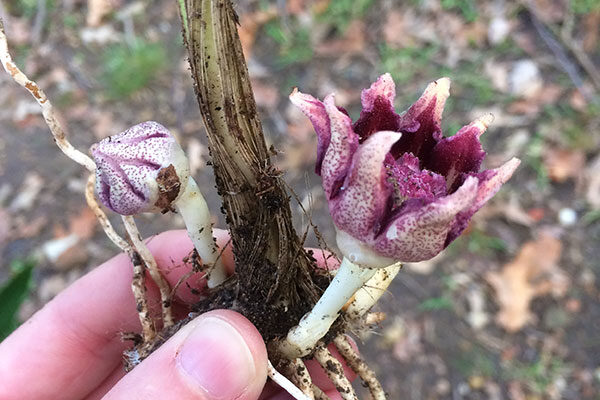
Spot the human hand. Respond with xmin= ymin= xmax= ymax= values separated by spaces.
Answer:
xmin=0 ymin=229 xmax=354 ymax=399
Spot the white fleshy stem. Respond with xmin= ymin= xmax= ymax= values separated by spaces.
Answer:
xmin=281 ymin=257 xmax=376 ymax=358
xmin=175 ymin=178 xmax=227 ymax=288
xmin=267 ymin=361 xmax=313 ymax=400
xmin=344 ymin=263 xmax=401 ymax=320
xmin=122 ymin=215 xmax=174 ymax=327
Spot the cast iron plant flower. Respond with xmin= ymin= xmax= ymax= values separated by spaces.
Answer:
xmin=282 ymin=74 xmax=520 ymax=357
xmin=91 ymin=121 xmax=227 ymax=287
xmin=292 ymin=73 xmax=520 ymax=265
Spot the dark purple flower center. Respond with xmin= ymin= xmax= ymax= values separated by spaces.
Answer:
xmin=345 ymin=93 xmax=487 ymax=237
xmin=352 ymin=94 xmax=485 ymax=194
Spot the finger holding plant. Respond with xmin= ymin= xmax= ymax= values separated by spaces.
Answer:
xmin=283 ymin=73 xmax=520 ymax=358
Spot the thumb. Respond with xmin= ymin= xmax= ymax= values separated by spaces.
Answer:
xmin=103 ymin=310 xmax=268 ymax=400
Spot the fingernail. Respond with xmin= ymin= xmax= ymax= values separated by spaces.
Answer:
xmin=177 ymin=316 xmax=256 ymax=399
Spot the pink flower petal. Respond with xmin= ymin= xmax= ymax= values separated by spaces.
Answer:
xmin=373 ymin=176 xmax=478 ymax=262
xmin=388 ymin=153 xmax=447 ymax=201
xmin=353 ymin=73 xmax=401 ymax=140
xmin=289 ymin=88 xmax=330 ymax=174
xmin=392 ymin=78 xmax=451 ymax=159
xmin=320 ymin=94 xmax=359 ymax=199
xmin=425 ymin=114 xmax=493 ymax=191
xmin=445 ymin=157 xmax=521 ymax=244
xmin=330 ymin=130 xmax=401 ymax=239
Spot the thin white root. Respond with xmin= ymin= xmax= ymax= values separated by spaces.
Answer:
xmin=284 ymin=358 xmax=315 ymax=400
xmin=128 ymin=250 xmax=156 ymax=340
xmin=267 ymin=360 xmax=313 ymax=400
xmin=344 ymin=263 xmax=401 ymax=320
xmin=333 ymin=335 xmax=386 ymax=400
xmin=85 ymin=174 xmax=129 ymax=251
xmin=122 ymin=216 xmax=174 ymax=327
xmin=313 ymin=344 xmax=358 ymax=400
xmin=0 ymin=19 xmax=95 ymax=172
xmin=86 ymin=175 xmax=156 ymax=338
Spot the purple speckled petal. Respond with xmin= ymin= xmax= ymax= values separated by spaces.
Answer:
xmin=392 ymin=78 xmax=450 ymax=159
xmin=425 ymin=114 xmax=492 ymax=191
xmin=353 ymin=74 xmax=401 ymax=141
xmin=320 ymin=94 xmax=359 ymax=199
xmin=289 ymin=88 xmax=330 ymax=175
xmin=289 ymin=73 xmax=520 ymax=265
xmin=388 ymin=153 xmax=447 ymax=201
xmin=91 ymin=121 xmax=189 ymax=215
xmin=445 ymin=157 xmax=521 ymax=245
xmin=373 ymin=176 xmax=478 ymax=262
xmin=330 ymin=131 xmax=401 ymax=240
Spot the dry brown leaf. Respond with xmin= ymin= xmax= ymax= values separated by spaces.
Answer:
xmin=507 ymin=85 xmax=563 ymax=115
xmin=583 ymin=11 xmax=600 ymax=52
xmin=87 ymin=0 xmax=118 ymax=27
xmin=542 ymin=147 xmax=585 ymax=183
xmin=14 ymin=215 xmax=48 ymax=239
xmin=486 ymin=233 xmax=569 ymax=332
xmin=585 ymin=154 xmax=600 ymax=209
xmin=383 ymin=10 xmax=415 ymax=47
xmin=68 ymin=207 xmax=98 ymax=240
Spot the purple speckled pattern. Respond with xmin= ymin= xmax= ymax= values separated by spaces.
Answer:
xmin=91 ymin=121 xmax=181 ymax=215
xmin=291 ymin=74 xmax=520 ymax=262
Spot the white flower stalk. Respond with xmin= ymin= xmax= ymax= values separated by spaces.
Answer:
xmin=281 ymin=251 xmax=390 ymax=358
xmin=345 ymin=263 xmax=401 ymax=320
xmin=91 ymin=121 xmax=226 ymax=287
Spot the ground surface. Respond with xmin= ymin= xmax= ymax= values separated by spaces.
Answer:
xmin=1 ymin=0 xmax=600 ymax=398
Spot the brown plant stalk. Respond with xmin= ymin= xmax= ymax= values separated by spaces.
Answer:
xmin=177 ymin=0 xmax=324 ymax=340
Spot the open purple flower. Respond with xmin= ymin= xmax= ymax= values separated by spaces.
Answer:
xmin=291 ymin=74 xmax=520 ymax=264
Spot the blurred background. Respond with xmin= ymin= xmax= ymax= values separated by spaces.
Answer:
xmin=1 ymin=0 xmax=599 ymax=398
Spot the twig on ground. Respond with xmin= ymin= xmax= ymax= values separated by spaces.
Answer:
xmin=267 ymin=360 xmax=313 ymax=400
xmin=518 ymin=1 xmax=600 ymax=97
xmin=333 ymin=335 xmax=386 ymax=400
xmin=122 ymin=216 xmax=174 ymax=327
xmin=313 ymin=343 xmax=358 ymax=400
xmin=559 ymin=12 xmax=600 ymax=92
xmin=31 ymin=0 xmax=47 ymax=44
xmin=0 ymin=18 xmax=96 ymax=172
